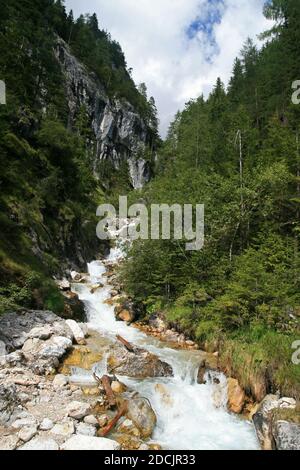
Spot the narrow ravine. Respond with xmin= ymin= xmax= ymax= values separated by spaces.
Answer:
xmin=69 ymin=245 xmax=260 ymax=451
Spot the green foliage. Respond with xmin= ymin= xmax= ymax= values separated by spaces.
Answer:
xmin=41 ymin=282 xmax=65 ymax=314
xmin=121 ymin=0 xmax=300 ymax=395
xmin=0 ymin=0 xmax=159 ymax=317
xmin=206 ymin=234 xmax=300 ymax=331
xmin=0 ymin=269 xmax=63 ymax=315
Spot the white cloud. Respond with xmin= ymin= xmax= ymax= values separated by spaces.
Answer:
xmin=65 ymin=0 xmax=272 ymax=136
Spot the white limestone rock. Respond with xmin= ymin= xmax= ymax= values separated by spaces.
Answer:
xmin=19 ymin=437 xmax=59 ymax=450
xmin=66 ymin=401 xmax=91 ymax=420
xmin=18 ymin=425 xmax=38 ymax=443
xmin=39 ymin=418 xmax=54 ymax=431
xmin=50 ymin=419 xmax=75 ymax=437
xmin=76 ymin=422 xmax=97 ymax=437
xmin=65 ymin=320 xmax=86 ymax=345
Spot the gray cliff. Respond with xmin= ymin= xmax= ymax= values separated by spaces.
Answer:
xmin=54 ymin=37 xmax=151 ymax=189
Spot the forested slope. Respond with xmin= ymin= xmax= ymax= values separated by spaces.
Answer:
xmin=122 ymin=0 xmax=300 ymax=399
xmin=0 ymin=0 xmax=158 ymax=315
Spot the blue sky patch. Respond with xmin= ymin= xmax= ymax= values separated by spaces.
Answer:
xmin=186 ymin=0 xmax=225 ymax=60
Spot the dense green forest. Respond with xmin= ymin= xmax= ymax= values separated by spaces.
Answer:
xmin=0 ymin=0 xmax=157 ymax=315
xmin=122 ymin=0 xmax=300 ymax=398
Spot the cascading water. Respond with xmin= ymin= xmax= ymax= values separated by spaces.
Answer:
xmin=70 ymin=246 xmax=259 ymax=450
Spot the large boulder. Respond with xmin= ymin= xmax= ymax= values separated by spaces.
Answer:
xmin=117 ymin=310 xmax=135 ymax=324
xmin=66 ymin=320 xmax=86 ymax=345
xmin=126 ymin=397 xmax=157 ymax=438
xmin=107 ymin=343 xmax=173 ymax=379
xmin=273 ymin=420 xmax=300 ymax=450
xmin=253 ymin=395 xmax=280 ymax=450
xmin=22 ymin=335 xmax=72 ymax=375
xmin=227 ymin=378 xmax=245 ymax=414
xmin=40 ymin=334 xmax=72 ymax=357
xmin=0 ymin=311 xmax=61 ymax=352
xmin=28 ymin=325 xmax=53 ymax=340
xmin=253 ymin=395 xmax=296 ymax=450
xmin=61 ymin=435 xmax=120 ymax=450
xmin=115 ymin=300 xmax=136 ymax=324
xmin=90 ymin=283 xmax=104 ymax=294
xmin=51 ymin=321 xmax=74 ymax=340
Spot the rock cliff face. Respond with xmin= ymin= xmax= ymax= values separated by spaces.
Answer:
xmin=54 ymin=37 xmax=151 ymax=189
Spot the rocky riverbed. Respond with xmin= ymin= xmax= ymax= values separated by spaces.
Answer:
xmin=0 ymin=250 xmax=299 ymax=451
xmin=0 ymin=307 xmax=171 ymax=450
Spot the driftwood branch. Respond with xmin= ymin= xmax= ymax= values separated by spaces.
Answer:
xmin=93 ymin=372 xmax=116 ymax=408
xmin=101 ymin=374 xmax=116 ymax=408
xmin=98 ymin=401 xmax=128 ymax=437
xmin=116 ymin=334 xmax=134 ymax=352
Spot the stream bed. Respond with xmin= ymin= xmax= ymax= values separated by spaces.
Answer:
xmin=70 ymin=248 xmax=259 ymax=450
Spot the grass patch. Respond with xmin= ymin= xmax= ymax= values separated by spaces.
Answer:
xmin=218 ymin=326 xmax=300 ymax=401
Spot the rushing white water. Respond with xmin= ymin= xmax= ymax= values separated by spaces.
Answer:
xmin=71 ymin=248 xmax=259 ymax=450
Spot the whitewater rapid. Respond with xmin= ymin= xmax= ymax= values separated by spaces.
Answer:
xmin=71 ymin=249 xmax=259 ymax=450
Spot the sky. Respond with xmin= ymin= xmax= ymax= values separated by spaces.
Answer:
xmin=65 ymin=0 xmax=272 ymax=137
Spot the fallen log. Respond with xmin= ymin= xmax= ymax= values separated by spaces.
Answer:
xmin=116 ymin=334 xmax=134 ymax=352
xmin=98 ymin=401 xmax=128 ymax=437
xmin=101 ymin=374 xmax=116 ymax=408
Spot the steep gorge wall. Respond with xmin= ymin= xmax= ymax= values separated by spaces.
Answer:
xmin=55 ymin=37 xmax=151 ymax=190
